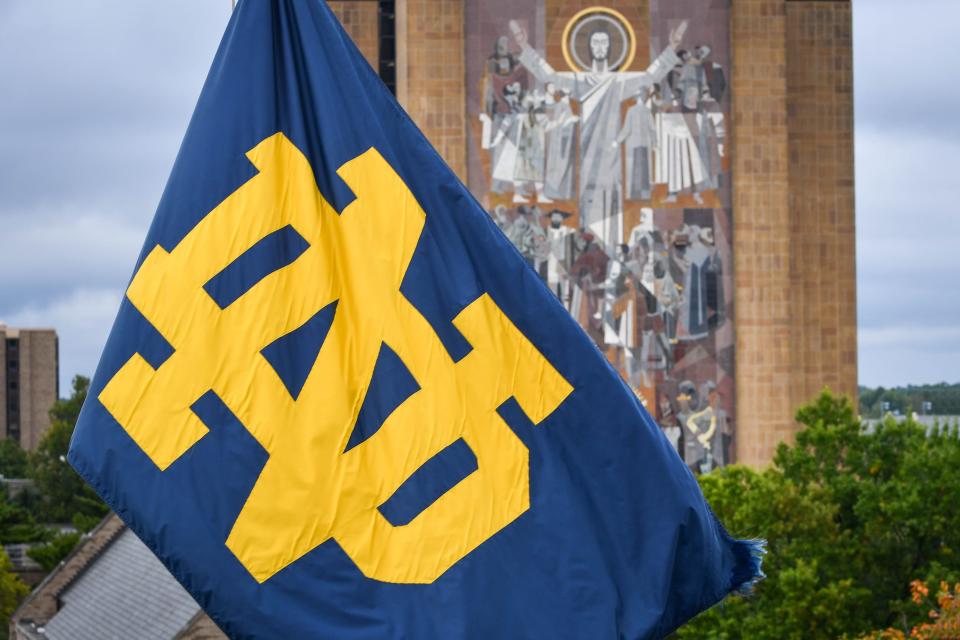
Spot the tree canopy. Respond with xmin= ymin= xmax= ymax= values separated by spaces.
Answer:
xmin=0 ymin=439 xmax=28 ymax=480
xmin=27 ymin=376 xmax=107 ymax=526
xmin=0 ymin=375 xmax=111 ymax=625
xmin=676 ymin=391 xmax=960 ymax=639
xmin=860 ymin=382 xmax=960 ymax=418
xmin=0 ymin=548 xmax=28 ymax=628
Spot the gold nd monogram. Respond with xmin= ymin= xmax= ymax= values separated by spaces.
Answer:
xmin=99 ymin=133 xmax=572 ymax=584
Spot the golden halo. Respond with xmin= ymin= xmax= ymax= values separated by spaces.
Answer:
xmin=561 ymin=7 xmax=637 ymax=72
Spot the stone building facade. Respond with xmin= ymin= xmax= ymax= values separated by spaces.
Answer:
xmin=331 ymin=0 xmax=856 ymax=468
xmin=0 ymin=325 xmax=59 ymax=452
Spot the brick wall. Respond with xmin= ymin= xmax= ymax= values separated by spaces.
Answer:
xmin=399 ymin=0 xmax=467 ymax=179
xmin=17 ymin=330 xmax=58 ymax=451
xmin=733 ymin=0 xmax=856 ymax=466
xmin=731 ymin=0 xmax=795 ymax=466
xmin=786 ymin=0 xmax=857 ymax=409
xmin=329 ymin=1 xmax=380 ymax=70
xmin=328 ymin=1 xmax=470 ymax=182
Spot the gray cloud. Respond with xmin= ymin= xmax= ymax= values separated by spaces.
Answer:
xmin=0 ymin=208 xmax=144 ymax=314
xmin=853 ymin=0 xmax=960 ymax=140
xmin=0 ymin=1 xmax=230 ymax=391
xmin=854 ymin=0 xmax=960 ymax=386
xmin=855 ymin=130 xmax=960 ymax=334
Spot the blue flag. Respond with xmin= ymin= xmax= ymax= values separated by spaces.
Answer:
xmin=69 ymin=1 xmax=762 ymax=637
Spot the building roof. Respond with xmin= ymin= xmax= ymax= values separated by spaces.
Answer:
xmin=42 ymin=528 xmax=201 ymax=639
xmin=10 ymin=514 xmax=225 ymax=640
xmin=0 ymin=326 xmax=59 ymax=338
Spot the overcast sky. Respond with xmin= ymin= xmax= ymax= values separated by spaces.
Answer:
xmin=0 ymin=0 xmax=956 ymax=395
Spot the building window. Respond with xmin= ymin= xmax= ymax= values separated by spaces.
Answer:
xmin=378 ymin=0 xmax=396 ymax=95
xmin=4 ymin=336 xmax=20 ymax=442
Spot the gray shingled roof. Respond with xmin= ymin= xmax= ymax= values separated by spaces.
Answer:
xmin=39 ymin=529 xmax=202 ymax=640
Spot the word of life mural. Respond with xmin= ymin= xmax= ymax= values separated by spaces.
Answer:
xmin=466 ymin=1 xmax=734 ymax=472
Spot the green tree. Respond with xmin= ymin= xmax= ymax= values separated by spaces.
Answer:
xmin=676 ymin=391 xmax=960 ymax=639
xmin=859 ymin=382 xmax=960 ymax=418
xmin=0 ymin=498 xmax=46 ymax=545
xmin=0 ymin=439 xmax=28 ymax=479
xmin=26 ymin=530 xmax=82 ymax=572
xmin=28 ymin=376 xmax=107 ymax=525
xmin=0 ymin=547 xmax=28 ymax=628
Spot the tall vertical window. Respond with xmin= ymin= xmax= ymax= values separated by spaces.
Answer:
xmin=5 ymin=338 xmax=20 ymax=442
xmin=378 ymin=0 xmax=396 ymax=94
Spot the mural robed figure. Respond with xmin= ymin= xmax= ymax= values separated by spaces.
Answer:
xmin=507 ymin=17 xmax=688 ymax=249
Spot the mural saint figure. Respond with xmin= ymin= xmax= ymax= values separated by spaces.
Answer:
xmin=675 ymin=224 xmax=712 ymax=342
xmin=543 ymin=83 xmax=578 ymax=200
xmin=616 ymin=86 xmax=658 ymax=202
xmin=509 ymin=18 xmax=688 ymax=250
